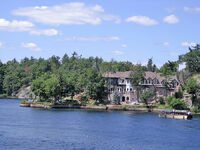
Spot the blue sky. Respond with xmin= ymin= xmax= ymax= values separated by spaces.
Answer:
xmin=0 ymin=0 xmax=199 ymax=66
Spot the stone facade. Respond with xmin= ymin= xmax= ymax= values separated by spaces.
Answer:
xmin=103 ymin=71 xmax=180 ymax=103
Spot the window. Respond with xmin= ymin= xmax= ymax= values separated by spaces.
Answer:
xmin=130 ymin=88 xmax=133 ymax=91
xmin=161 ymin=80 xmax=165 ymax=85
xmin=127 ymin=88 xmax=129 ymax=91
xmin=122 ymin=96 xmax=125 ymax=102
xmin=126 ymin=97 xmax=129 ymax=100
xmin=144 ymin=79 xmax=147 ymax=84
xmin=126 ymin=79 xmax=130 ymax=84
xmin=153 ymin=78 xmax=159 ymax=84
xmin=122 ymin=79 xmax=124 ymax=83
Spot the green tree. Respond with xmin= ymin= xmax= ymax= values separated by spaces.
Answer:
xmin=112 ymin=90 xmax=120 ymax=104
xmin=86 ymin=68 xmax=108 ymax=102
xmin=31 ymin=73 xmax=51 ymax=101
xmin=160 ymin=61 xmax=178 ymax=76
xmin=130 ymin=64 xmax=145 ymax=101
xmin=45 ymin=76 xmax=61 ymax=101
xmin=167 ymin=96 xmax=187 ymax=110
xmin=141 ymin=90 xmax=154 ymax=106
xmin=179 ymin=44 xmax=200 ymax=73
xmin=147 ymin=58 xmax=153 ymax=72
xmin=185 ymin=78 xmax=200 ymax=106
xmin=0 ymin=61 xmax=5 ymax=94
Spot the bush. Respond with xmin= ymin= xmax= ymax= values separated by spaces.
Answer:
xmin=192 ymin=106 xmax=200 ymax=113
xmin=174 ymin=89 xmax=183 ymax=99
xmin=21 ymin=100 xmax=30 ymax=104
xmin=0 ymin=94 xmax=7 ymax=98
xmin=159 ymin=97 xmax=165 ymax=105
xmin=167 ymin=96 xmax=188 ymax=110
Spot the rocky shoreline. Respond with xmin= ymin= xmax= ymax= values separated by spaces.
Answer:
xmin=20 ymin=103 xmax=165 ymax=113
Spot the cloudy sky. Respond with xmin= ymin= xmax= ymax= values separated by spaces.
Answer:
xmin=0 ymin=0 xmax=199 ymax=66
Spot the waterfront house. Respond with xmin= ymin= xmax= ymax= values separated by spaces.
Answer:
xmin=103 ymin=71 xmax=180 ymax=103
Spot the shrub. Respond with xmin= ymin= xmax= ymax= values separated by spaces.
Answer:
xmin=21 ymin=100 xmax=30 ymax=104
xmin=159 ymin=97 xmax=165 ymax=105
xmin=0 ymin=94 xmax=7 ymax=98
xmin=192 ymin=106 xmax=200 ymax=113
xmin=174 ymin=89 xmax=183 ymax=99
xmin=167 ymin=96 xmax=188 ymax=110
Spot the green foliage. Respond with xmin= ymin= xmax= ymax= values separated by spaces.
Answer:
xmin=130 ymin=64 xmax=145 ymax=87
xmin=141 ymin=90 xmax=154 ymax=105
xmin=156 ymin=105 xmax=172 ymax=109
xmin=159 ymin=97 xmax=165 ymax=105
xmin=179 ymin=44 xmax=200 ymax=73
xmin=185 ymin=78 xmax=200 ymax=105
xmin=112 ymin=90 xmax=120 ymax=104
xmin=166 ymin=96 xmax=188 ymax=110
xmin=21 ymin=100 xmax=31 ymax=104
xmin=85 ymin=68 xmax=108 ymax=102
xmin=192 ymin=106 xmax=200 ymax=113
xmin=174 ymin=89 xmax=183 ymax=99
xmin=147 ymin=58 xmax=158 ymax=72
xmin=160 ymin=61 xmax=178 ymax=76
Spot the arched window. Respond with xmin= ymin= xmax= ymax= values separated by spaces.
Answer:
xmin=161 ymin=80 xmax=165 ymax=85
xmin=126 ymin=97 xmax=129 ymax=101
xmin=122 ymin=96 xmax=125 ymax=102
xmin=147 ymin=78 xmax=152 ymax=84
xmin=153 ymin=78 xmax=159 ymax=84
xmin=144 ymin=79 xmax=147 ymax=84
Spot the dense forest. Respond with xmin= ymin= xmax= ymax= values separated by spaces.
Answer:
xmin=0 ymin=45 xmax=200 ymax=110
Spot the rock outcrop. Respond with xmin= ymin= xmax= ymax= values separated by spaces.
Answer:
xmin=15 ymin=86 xmax=35 ymax=99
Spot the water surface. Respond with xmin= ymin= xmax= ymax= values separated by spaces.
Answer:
xmin=0 ymin=99 xmax=200 ymax=150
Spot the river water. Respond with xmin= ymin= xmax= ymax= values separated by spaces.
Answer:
xmin=0 ymin=99 xmax=200 ymax=150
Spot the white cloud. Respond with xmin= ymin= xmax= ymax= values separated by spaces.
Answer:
xmin=21 ymin=42 xmax=41 ymax=51
xmin=121 ymin=44 xmax=127 ymax=48
xmin=163 ymin=42 xmax=170 ymax=46
xmin=163 ymin=15 xmax=179 ymax=24
xmin=126 ymin=16 xmax=158 ymax=26
xmin=13 ymin=3 xmax=121 ymax=25
xmin=0 ymin=18 xmax=34 ymax=32
xmin=63 ymin=36 xmax=120 ymax=42
xmin=184 ymin=7 xmax=200 ymax=13
xmin=112 ymin=50 xmax=124 ymax=55
xmin=0 ymin=18 xmax=58 ymax=36
xmin=0 ymin=42 xmax=3 ymax=48
xmin=29 ymin=29 xmax=59 ymax=36
xmin=181 ymin=42 xmax=196 ymax=47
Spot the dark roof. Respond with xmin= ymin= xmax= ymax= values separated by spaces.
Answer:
xmin=103 ymin=71 xmax=131 ymax=79
xmin=103 ymin=71 xmax=177 ymax=83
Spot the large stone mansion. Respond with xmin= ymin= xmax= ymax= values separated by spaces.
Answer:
xmin=103 ymin=71 xmax=180 ymax=103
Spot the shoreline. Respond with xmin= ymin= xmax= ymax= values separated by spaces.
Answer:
xmin=20 ymin=103 xmax=169 ymax=113
xmin=20 ymin=102 xmax=200 ymax=115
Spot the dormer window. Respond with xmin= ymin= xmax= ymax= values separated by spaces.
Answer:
xmin=144 ymin=79 xmax=147 ymax=84
xmin=126 ymin=79 xmax=130 ymax=84
xmin=147 ymin=78 xmax=152 ymax=84
xmin=161 ymin=80 xmax=165 ymax=85
xmin=153 ymin=78 xmax=159 ymax=84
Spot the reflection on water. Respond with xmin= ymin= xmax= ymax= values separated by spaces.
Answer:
xmin=0 ymin=99 xmax=200 ymax=150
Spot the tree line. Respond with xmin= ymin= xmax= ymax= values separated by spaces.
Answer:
xmin=0 ymin=45 xmax=200 ymax=109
